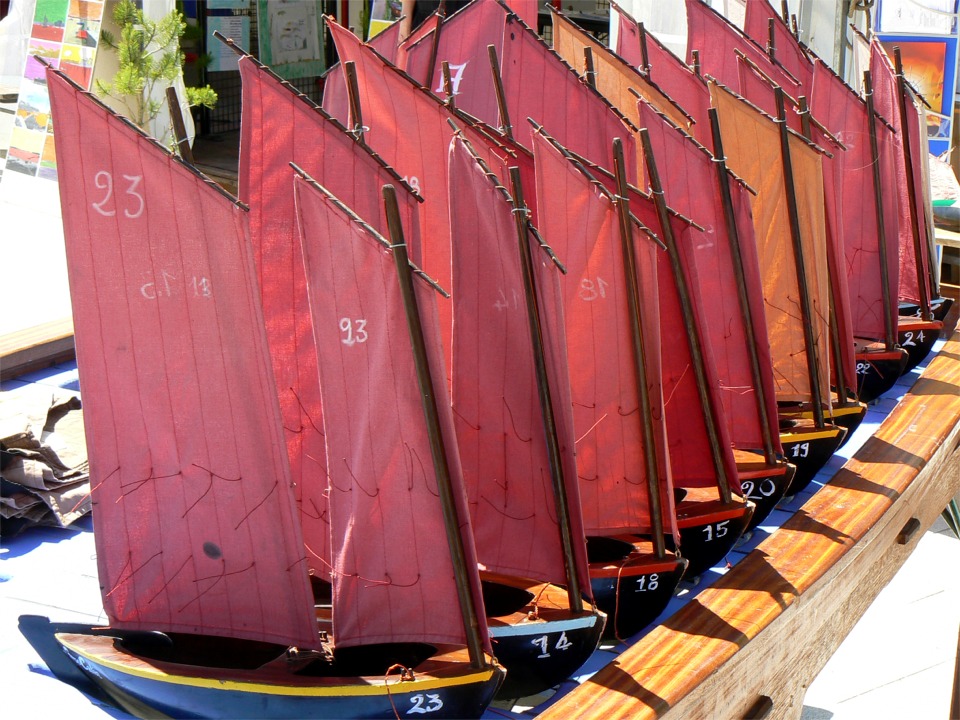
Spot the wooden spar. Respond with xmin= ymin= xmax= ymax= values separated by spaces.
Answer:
xmin=707 ymin=108 xmax=778 ymax=465
xmin=441 ymin=60 xmax=456 ymax=109
xmin=583 ymin=46 xmax=597 ymax=90
xmin=797 ymin=95 xmax=850 ymax=405
xmin=343 ymin=61 xmax=365 ymax=143
xmin=774 ymin=86 xmax=827 ymax=429
xmin=691 ymin=49 xmax=701 ymax=77
xmin=863 ymin=70 xmax=897 ymax=351
xmin=893 ymin=47 xmax=933 ymax=321
xmin=382 ymin=184 xmax=487 ymax=670
xmin=767 ymin=18 xmax=777 ymax=61
xmin=780 ymin=0 xmax=790 ymax=23
xmin=638 ymin=21 xmax=650 ymax=73
xmin=506 ymin=166 xmax=585 ymax=613
xmin=734 ymin=50 xmax=845 ymax=149
xmin=487 ymin=44 xmax=514 ymax=140
xmin=611 ymin=138 xmax=667 ymax=558
xmin=165 ymin=86 xmax=194 ymax=166
xmin=638 ymin=129 xmax=733 ymax=504
xmin=424 ymin=6 xmax=444 ymax=88
xmin=791 ymin=14 xmax=800 ymax=38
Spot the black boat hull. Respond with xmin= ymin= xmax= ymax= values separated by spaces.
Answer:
xmin=898 ymin=318 xmax=943 ymax=373
xmin=586 ymin=537 xmax=687 ymax=640
xmin=739 ymin=461 xmax=795 ymax=530
xmin=673 ymin=498 xmax=755 ymax=579
xmin=855 ymin=347 xmax=909 ymax=403
xmin=20 ymin=615 xmax=505 ymax=720
xmin=780 ymin=424 xmax=847 ymax=496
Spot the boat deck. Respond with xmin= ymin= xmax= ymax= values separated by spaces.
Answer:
xmin=1 ymin=323 xmax=958 ymax=719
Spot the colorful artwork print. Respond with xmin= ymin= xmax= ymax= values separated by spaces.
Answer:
xmin=25 ymin=53 xmax=59 ymax=83
xmin=64 ymin=17 xmax=99 ymax=47
xmin=878 ymin=35 xmax=959 ymax=156
xmin=2 ymin=0 xmax=102 ymax=180
xmin=6 ymin=127 xmax=44 ymax=176
xmin=69 ymin=0 xmax=104 ymax=20
xmin=32 ymin=0 xmax=70 ymax=41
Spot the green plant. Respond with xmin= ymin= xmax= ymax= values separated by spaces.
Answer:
xmin=96 ymin=0 xmax=217 ymax=139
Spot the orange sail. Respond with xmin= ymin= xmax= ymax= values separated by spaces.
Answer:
xmin=709 ymin=82 xmax=832 ymax=406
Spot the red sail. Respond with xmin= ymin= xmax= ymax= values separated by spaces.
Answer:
xmin=326 ymin=20 xmax=529 ymax=368
xmin=239 ymin=56 xmax=421 ymax=579
xmin=448 ymin=135 xmax=591 ymax=596
xmin=320 ymin=20 xmax=402 ymax=124
xmin=869 ymin=40 xmax=933 ymax=306
xmin=742 ymin=0 xmax=814 ymax=90
xmin=532 ymin=130 xmax=675 ymax=535
xmin=294 ymin=175 xmax=490 ymax=651
xmin=638 ymin=100 xmax=780 ymax=456
xmin=809 ymin=60 xmax=900 ymax=343
xmin=47 ymin=68 xmax=318 ymax=648
xmin=685 ymin=0 xmax=800 ymax=94
xmin=615 ymin=7 xmax=714 ymax=145
xmin=402 ymin=0 xmax=637 ymax=179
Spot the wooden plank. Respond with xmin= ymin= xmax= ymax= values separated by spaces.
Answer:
xmin=540 ymin=328 xmax=960 ymax=720
xmin=0 ymin=318 xmax=75 ymax=381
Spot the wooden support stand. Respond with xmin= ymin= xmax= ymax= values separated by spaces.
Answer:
xmin=541 ymin=328 xmax=960 ymax=720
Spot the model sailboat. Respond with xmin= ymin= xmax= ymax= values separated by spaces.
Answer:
xmin=446 ymin=130 xmax=604 ymax=697
xmin=325 ymin=19 xmax=605 ymax=693
xmin=553 ymin=10 xmax=791 ymax=531
xmin=20 ymin=66 xmax=504 ymax=719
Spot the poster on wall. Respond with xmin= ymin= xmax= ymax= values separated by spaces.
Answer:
xmin=877 ymin=0 xmax=958 ymax=35
xmin=878 ymin=34 xmax=959 ymax=157
xmin=2 ymin=0 xmax=104 ymax=182
xmin=256 ymin=0 xmax=325 ymax=80
xmin=369 ymin=0 xmax=401 ymax=39
xmin=206 ymin=0 xmax=250 ymax=72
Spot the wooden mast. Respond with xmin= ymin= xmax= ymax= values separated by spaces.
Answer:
xmin=487 ymin=44 xmax=514 ymax=140
xmin=773 ymin=86 xmax=827 ymax=429
xmin=638 ymin=129 xmax=733 ymax=504
xmin=893 ymin=47 xmax=933 ymax=321
xmin=507 ymin=166 xmax=585 ymax=612
xmin=611 ymin=138 xmax=667 ymax=558
xmin=383 ymin=185 xmax=487 ymax=670
xmin=707 ymin=107 xmax=778 ymax=466
xmin=863 ymin=70 xmax=898 ymax=351
xmin=797 ymin=95 xmax=850 ymax=405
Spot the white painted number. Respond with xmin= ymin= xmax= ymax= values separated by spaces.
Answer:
xmin=741 ymin=478 xmax=777 ymax=500
xmin=91 ymin=171 xmax=145 ymax=218
xmin=140 ymin=271 xmax=212 ymax=301
xmin=856 ymin=361 xmax=871 ymax=375
xmin=434 ymin=61 xmax=468 ymax=95
xmin=339 ymin=318 xmax=368 ymax=346
xmin=790 ymin=442 xmax=810 ymax=459
xmin=531 ymin=631 xmax=574 ymax=658
xmin=407 ymin=693 xmax=443 ymax=714
xmin=493 ymin=288 xmax=519 ymax=312
xmin=92 ymin=171 xmax=115 ymax=216
xmin=635 ymin=573 xmax=659 ymax=592
xmin=578 ymin=276 xmax=609 ymax=302
xmin=703 ymin=519 xmax=730 ymax=542
xmin=401 ymin=175 xmax=421 ymax=193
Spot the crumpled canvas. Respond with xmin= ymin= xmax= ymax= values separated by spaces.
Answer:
xmin=1 ymin=396 xmax=91 ymax=534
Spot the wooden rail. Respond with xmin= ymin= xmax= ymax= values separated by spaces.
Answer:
xmin=541 ymin=328 xmax=960 ymax=720
xmin=0 ymin=318 xmax=75 ymax=381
